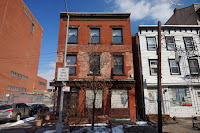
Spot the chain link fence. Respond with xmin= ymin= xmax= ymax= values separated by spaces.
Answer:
xmin=0 ymin=91 xmax=54 ymax=106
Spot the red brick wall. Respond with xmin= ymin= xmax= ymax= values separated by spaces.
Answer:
xmin=34 ymin=76 xmax=48 ymax=92
xmin=0 ymin=0 xmax=44 ymax=94
xmin=55 ymin=13 xmax=136 ymax=119
xmin=55 ymin=15 xmax=134 ymax=80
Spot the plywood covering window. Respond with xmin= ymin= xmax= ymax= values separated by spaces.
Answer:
xmin=86 ymin=89 xmax=102 ymax=108
xmin=111 ymin=90 xmax=128 ymax=108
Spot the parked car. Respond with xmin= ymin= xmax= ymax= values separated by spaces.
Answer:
xmin=0 ymin=103 xmax=31 ymax=122
xmin=30 ymin=104 xmax=49 ymax=116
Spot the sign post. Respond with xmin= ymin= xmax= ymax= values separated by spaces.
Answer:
xmin=56 ymin=67 xmax=69 ymax=133
xmin=56 ymin=0 xmax=70 ymax=131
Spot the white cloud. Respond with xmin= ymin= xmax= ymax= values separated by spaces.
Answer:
xmin=112 ymin=0 xmax=174 ymax=23
xmin=38 ymin=62 xmax=56 ymax=89
xmin=38 ymin=69 xmax=55 ymax=89
xmin=49 ymin=62 xmax=56 ymax=68
xmin=105 ymin=0 xmax=113 ymax=3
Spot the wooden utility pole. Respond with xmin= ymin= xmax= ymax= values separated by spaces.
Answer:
xmin=157 ymin=21 xmax=162 ymax=133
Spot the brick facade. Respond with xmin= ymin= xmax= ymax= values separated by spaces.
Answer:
xmin=52 ymin=13 xmax=136 ymax=120
xmin=0 ymin=0 xmax=47 ymax=96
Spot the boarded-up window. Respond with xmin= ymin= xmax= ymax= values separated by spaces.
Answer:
xmin=86 ymin=89 xmax=102 ymax=108
xmin=111 ymin=90 xmax=128 ymax=108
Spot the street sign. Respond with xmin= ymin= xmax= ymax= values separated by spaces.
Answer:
xmin=57 ymin=67 xmax=69 ymax=81
xmin=63 ymin=86 xmax=70 ymax=92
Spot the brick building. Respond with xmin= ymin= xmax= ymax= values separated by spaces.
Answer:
xmin=0 ymin=0 xmax=47 ymax=98
xmin=51 ymin=12 xmax=136 ymax=120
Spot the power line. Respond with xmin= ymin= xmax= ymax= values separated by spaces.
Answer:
xmin=0 ymin=50 xmax=63 ymax=60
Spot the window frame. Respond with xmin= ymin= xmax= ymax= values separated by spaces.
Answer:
xmin=68 ymin=28 xmax=78 ymax=44
xmin=89 ymin=28 xmax=100 ymax=44
xmin=168 ymin=59 xmax=181 ymax=75
xmin=64 ymin=87 xmax=79 ymax=109
xmin=188 ymin=59 xmax=199 ymax=75
xmin=112 ymin=55 xmax=125 ymax=76
xmin=149 ymin=59 xmax=158 ymax=76
xmin=165 ymin=36 xmax=176 ymax=50
xmin=88 ymin=55 xmax=101 ymax=76
xmin=146 ymin=37 xmax=157 ymax=51
xmin=31 ymin=23 xmax=34 ymax=33
xmin=112 ymin=28 xmax=123 ymax=44
xmin=183 ymin=37 xmax=194 ymax=50
xmin=67 ymin=55 xmax=77 ymax=75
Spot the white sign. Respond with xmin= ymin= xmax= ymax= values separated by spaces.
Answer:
xmin=63 ymin=86 xmax=70 ymax=92
xmin=57 ymin=67 xmax=69 ymax=81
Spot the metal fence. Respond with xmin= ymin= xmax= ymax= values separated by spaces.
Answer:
xmin=0 ymin=92 xmax=54 ymax=106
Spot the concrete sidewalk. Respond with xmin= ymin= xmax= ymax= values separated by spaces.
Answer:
xmin=163 ymin=119 xmax=200 ymax=133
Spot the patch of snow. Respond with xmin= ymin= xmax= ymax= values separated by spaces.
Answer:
xmin=9 ymin=117 xmax=35 ymax=127
xmin=112 ymin=125 xmax=123 ymax=133
xmin=71 ymin=123 xmax=108 ymax=127
xmin=44 ymin=129 xmax=69 ymax=133
xmin=43 ymin=130 xmax=55 ymax=133
xmin=0 ymin=117 xmax=35 ymax=129
xmin=136 ymin=121 xmax=148 ymax=126
xmin=71 ymin=126 xmax=110 ymax=133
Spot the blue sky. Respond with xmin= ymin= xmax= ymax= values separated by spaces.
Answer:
xmin=23 ymin=0 xmax=199 ymax=89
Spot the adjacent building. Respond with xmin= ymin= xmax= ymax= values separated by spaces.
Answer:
xmin=135 ymin=25 xmax=200 ymax=118
xmin=0 ymin=0 xmax=47 ymax=99
xmin=51 ymin=12 xmax=136 ymax=120
xmin=165 ymin=3 xmax=200 ymax=25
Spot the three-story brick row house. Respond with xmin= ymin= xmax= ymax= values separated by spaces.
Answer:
xmin=51 ymin=12 xmax=136 ymax=120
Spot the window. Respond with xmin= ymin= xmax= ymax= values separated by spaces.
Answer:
xmin=8 ymin=85 xmax=26 ymax=92
xmin=89 ymin=55 xmax=100 ymax=75
xmin=68 ymin=28 xmax=78 ymax=43
xmin=169 ymin=60 xmax=180 ymax=75
xmin=31 ymin=23 xmax=34 ymax=33
xmin=149 ymin=59 xmax=157 ymax=75
xmin=67 ymin=55 xmax=77 ymax=75
xmin=111 ymin=90 xmax=128 ymax=108
xmin=86 ymin=89 xmax=102 ymax=108
xmin=11 ymin=71 xmax=28 ymax=80
xmin=147 ymin=37 xmax=157 ymax=50
xmin=70 ymin=88 xmax=78 ymax=108
xmin=184 ymin=37 xmax=194 ymax=50
xmin=38 ymin=81 xmax=46 ymax=86
xmin=113 ymin=55 xmax=124 ymax=75
xmin=169 ymin=87 xmax=192 ymax=106
xmin=90 ymin=28 xmax=100 ymax=43
xmin=188 ymin=59 xmax=199 ymax=75
xmin=64 ymin=87 xmax=78 ymax=109
xmin=112 ymin=29 xmax=123 ymax=44
xmin=166 ymin=36 xmax=175 ymax=50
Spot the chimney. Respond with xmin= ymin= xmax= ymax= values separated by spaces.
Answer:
xmin=174 ymin=7 xmax=180 ymax=14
